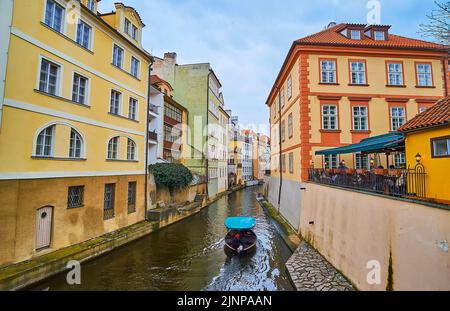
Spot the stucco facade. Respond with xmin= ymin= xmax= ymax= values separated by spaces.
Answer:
xmin=0 ymin=0 xmax=151 ymax=265
xmin=266 ymin=23 xmax=449 ymax=230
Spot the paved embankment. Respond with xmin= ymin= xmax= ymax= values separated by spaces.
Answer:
xmin=286 ymin=242 xmax=355 ymax=291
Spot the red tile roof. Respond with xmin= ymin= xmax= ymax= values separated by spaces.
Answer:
xmin=150 ymin=75 xmax=173 ymax=90
xmin=398 ymin=96 xmax=450 ymax=132
xmin=296 ymin=23 xmax=449 ymax=51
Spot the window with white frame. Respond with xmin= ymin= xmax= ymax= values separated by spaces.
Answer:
xmin=110 ymin=90 xmax=121 ymax=115
xmin=350 ymin=61 xmax=366 ymax=85
xmin=44 ymin=0 xmax=65 ymax=33
xmin=355 ymin=153 xmax=369 ymax=170
xmin=124 ymin=18 xmax=131 ymax=35
xmin=416 ymin=63 xmax=433 ymax=87
xmin=69 ymin=129 xmax=83 ymax=158
xmin=287 ymin=76 xmax=292 ymax=99
xmin=131 ymin=25 xmax=138 ymax=40
xmin=320 ymin=60 xmax=337 ymax=83
xmin=128 ymin=98 xmax=137 ymax=120
xmin=374 ymin=31 xmax=385 ymax=41
xmin=35 ymin=125 xmax=55 ymax=157
xmin=39 ymin=59 xmax=60 ymax=95
xmin=390 ymin=107 xmax=406 ymax=131
xmin=72 ymin=73 xmax=88 ymax=105
xmin=387 ymin=63 xmax=403 ymax=85
xmin=432 ymin=137 xmax=450 ymax=157
xmin=324 ymin=154 xmax=338 ymax=169
xmin=127 ymin=138 xmax=136 ymax=160
xmin=112 ymin=44 xmax=124 ymax=69
xmin=289 ymin=152 xmax=294 ymax=173
xmin=131 ymin=57 xmax=140 ymax=78
xmin=322 ymin=105 xmax=338 ymax=130
xmin=280 ymin=88 xmax=285 ymax=107
xmin=352 ymin=106 xmax=368 ymax=130
xmin=107 ymin=137 xmax=119 ymax=159
xmin=419 ymin=107 xmax=428 ymax=113
xmin=350 ymin=30 xmax=361 ymax=40
xmin=287 ymin=113 xmax=293 ymax=138
xmin=87 ymin=0 xmax=95 ymax=11
xmin=394 ymin=153 xmax=406 ymax=168
xmin=76 ymin=20 xmax=92 ymax=49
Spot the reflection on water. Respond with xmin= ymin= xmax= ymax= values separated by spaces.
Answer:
xmin=31 ymin=187 xmax=294 ymax=291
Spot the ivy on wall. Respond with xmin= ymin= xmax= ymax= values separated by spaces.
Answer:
xmin=149 ymin=163 xmax=193 ymax=196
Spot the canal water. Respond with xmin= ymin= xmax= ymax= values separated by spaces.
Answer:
xmin=31 ymin=187 xmax=294 ymax=291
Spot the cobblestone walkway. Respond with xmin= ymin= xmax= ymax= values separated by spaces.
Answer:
xmin=286 ymin=242 xmax=355 ymax=291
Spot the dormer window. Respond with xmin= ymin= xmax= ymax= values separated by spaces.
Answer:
xmin=124 ymin=18 xmax=131 ymax=34
xmin=87 ymin=0 xmax=95 ymax=12
xmin=374 ymin=31 xmax=386 ymax=41
xmin=350 ymin=30 xmax=361 ymax=40
xmin=124 ymin=18 xmax=138 ymax=41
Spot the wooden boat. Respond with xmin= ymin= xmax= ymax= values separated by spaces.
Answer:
xmin=224 ymin=217 xmax=257 ymax=255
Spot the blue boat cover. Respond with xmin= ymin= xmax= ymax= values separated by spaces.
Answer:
xmin=225 ymin=217 xmax=256 ymax=230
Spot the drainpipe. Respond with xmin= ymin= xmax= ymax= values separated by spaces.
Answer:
xmin=205 ymin=71 xmax=212 ymax=199
xmin=275 ymin=86 xmax=283 ymax=214
xmin=443 ymin=57 xmax=449 ymax=97
xmin=144 ymin=58 xmax=154 ymax=220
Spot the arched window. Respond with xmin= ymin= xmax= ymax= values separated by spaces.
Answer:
xmin=107 ymin=137 xmax=119 ymax=159
xmin=35 ymin=125 xmax=55 ymax=157
xmin=69 ymin=129 xmax=83 ymax=158
xmin=127 ymin=138 xmax=136 ymax=160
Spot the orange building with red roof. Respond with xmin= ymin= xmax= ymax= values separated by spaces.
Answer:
xmin=265 ymin=23 xmax=449 ymax=228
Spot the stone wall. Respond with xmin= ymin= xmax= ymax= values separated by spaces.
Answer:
xmin=300 ymin=183 xmax=450 ymax=291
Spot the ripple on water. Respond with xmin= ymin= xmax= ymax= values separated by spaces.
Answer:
xmin=29 ymin=187 xmax=294 ymax=291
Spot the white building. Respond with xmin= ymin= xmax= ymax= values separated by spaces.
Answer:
xmin=242 ymin=130 xmax=253 ymax=182
xmin=148 ymin=85 xmax=164 ymax=164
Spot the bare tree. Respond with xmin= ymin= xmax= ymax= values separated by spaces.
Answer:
xmin=419 ymin=1 xmax=450 ymax=45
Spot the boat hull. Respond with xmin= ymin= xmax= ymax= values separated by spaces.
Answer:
xmin=224 ymin=230 xmax=257 ymax=255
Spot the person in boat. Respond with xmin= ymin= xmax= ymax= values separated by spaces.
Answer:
xmin=232 ymin=232 xmax=244 ymax=254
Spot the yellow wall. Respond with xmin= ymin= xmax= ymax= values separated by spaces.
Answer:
xmin=0 ymin=0 xmax=152 ymax=265
xmin=404 ymin=126 xmax=450 ymax=202
xmin=1 ymin=0 xmax=150 ymax=175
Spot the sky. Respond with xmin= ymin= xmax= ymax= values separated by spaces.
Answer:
xmin=99 ymin=0 xmax=439 ymax=132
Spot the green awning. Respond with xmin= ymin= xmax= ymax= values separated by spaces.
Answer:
xmin=315 ymin=132 xmax=405 ymax=156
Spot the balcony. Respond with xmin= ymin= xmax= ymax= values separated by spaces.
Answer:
xmin=308 ymin=166 xmax=426 ymax=200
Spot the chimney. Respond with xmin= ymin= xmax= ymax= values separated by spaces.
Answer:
xmin=164 ymin=52 xmax=177 ymax=64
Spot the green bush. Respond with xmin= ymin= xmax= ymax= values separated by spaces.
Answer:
xmin=149 ymin=163 xmax=193 ymax=195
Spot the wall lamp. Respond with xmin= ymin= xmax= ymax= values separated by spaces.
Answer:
xmin=415 ymin=153 xmax=422 ymax=164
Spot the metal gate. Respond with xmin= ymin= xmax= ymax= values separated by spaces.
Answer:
xmin=36 ymin=206 xmax=53 ymax=250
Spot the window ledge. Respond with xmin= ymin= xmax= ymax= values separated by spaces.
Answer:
xmin=320 ymin=129 xmax=342 ymax=133
xmin=34 ymin=89 xmax=91 ymax=108
xmin=108 ymin=112 xmax=139 ymax=123
xmin=348 ymin=84 xmax=370 ymax=87
xmin=110 ymin=63 xmax=141 ymax=81
xmin=106 ymin=159 xmax=139 ymax=163
xmin=386 ymin=84 xmax=407 ymax=88
xmin=40 ymin=22 xmax=94 ymax=54
xmin=415 ymin=85 xmax=436 ymax=89
xmin=319 ymin=82 xmax=340 ymax=85
xmin=68 ymin=205 xmax=84 ymax=209
xmin=351 ymin=130 xmax=371 ymax=134
xmin=31 ymin=156 xmax=87 ymax=161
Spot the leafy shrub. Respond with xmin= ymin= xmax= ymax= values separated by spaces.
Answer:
xmin=149 ymin=163 xmax=193 ymax=195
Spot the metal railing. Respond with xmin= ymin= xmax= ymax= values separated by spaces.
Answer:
xmin=308 ymin=164 xmax=426 ymax=199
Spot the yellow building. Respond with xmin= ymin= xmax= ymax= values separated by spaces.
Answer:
xmin=265 ymin=23 xmax=449 ymax=229
xmin=398 ymin=96 xmax=450 ymax=204
xmin=0 ymin=0 xmax=152 ymax=266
